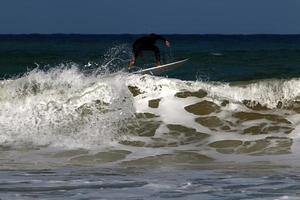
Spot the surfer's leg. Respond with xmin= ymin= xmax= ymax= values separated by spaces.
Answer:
xmin=152 ymin=45 xmax=161 ymax=66
xmin=129 ymin=47 xmax=140 ymax=67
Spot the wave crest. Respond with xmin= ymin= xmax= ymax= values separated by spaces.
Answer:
xmin=0 ymin=66 xmax=135 ymax=148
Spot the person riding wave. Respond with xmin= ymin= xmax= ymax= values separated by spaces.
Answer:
xmin=129 ymin=33 xmax=171 ymax=68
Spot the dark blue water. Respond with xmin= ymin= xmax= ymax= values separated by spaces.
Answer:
xmin=1 ymin=34 xmax=300 ymax=81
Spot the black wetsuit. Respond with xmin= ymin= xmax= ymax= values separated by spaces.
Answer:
xmin=132 ymin=33 xmax=167 ymax=62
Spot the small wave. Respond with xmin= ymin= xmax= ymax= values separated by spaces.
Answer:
xmin=211 ymin=52 xmax=223 ymax=56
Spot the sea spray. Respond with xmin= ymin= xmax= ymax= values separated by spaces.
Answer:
xmin=0 ymin=66 xmax=135 ymax=149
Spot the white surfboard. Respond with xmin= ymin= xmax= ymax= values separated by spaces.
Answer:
xmin=132 ymin=58 xmax=189 ymax=75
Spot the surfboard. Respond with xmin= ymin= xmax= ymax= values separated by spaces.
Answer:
xmin=132 ymin=58 xmax=189 ymax=75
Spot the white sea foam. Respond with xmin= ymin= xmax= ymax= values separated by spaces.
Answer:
xmin=124 ymin=74 xmax=300 ymax=161
xmin=0 ymin=66 xmax=134 ymax=149
xmin=1 ymin=65 xmax=300 ymax=152
xmin=127 ymin=75 xmax=300 ymax=109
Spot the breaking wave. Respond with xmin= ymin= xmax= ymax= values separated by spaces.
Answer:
xmin=1 ymin=63 xmax=300 ymax=160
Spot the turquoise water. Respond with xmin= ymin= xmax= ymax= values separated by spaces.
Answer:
xmin=1 ymin=34 xmax=300 ymax=199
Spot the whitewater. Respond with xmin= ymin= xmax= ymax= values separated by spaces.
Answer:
xmin=1 ymin=65 xmax=300 ymax=199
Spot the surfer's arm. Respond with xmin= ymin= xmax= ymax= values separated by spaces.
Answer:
xmin=151 ymin=34 xmax=171 ymax=47
xmin=151 ymin=33 xmax=167 ymax=42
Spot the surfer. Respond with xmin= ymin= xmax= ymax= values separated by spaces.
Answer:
xmin=129 ymin=33 xmax=171 ymax=68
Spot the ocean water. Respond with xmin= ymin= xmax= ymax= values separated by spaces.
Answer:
xmin=1 ymin=34 xmax=300 ymax=199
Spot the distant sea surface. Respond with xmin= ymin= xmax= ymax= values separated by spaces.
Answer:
xmin=1 ymin=34 xmax=300 ymax=200
xmin=1 ymin=34 xmax=300 ymax=81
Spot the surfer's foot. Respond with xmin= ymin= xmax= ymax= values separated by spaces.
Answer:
xmin=156 ymin=61 xmax=161 ymax=66
xmin=129 ymin=60 xmax=135 ymax=69
xmin=128 ymin=64 xmax=136 ymax=70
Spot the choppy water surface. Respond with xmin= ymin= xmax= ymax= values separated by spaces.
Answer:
xmin=1 ymin=35 xmax=300 ymax=199
xmin=1 ymin=164 xmax=300 ymax=200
